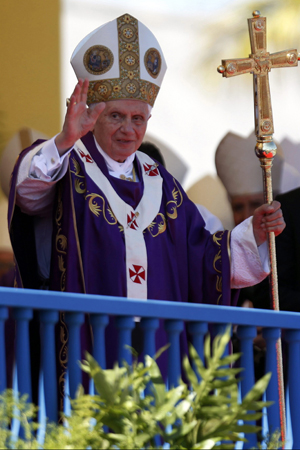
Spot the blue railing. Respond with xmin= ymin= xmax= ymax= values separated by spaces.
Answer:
xmin=0 ymin=286 xmax=299 ymax=448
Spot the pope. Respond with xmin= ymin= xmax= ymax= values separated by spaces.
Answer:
xmin=9 ymin=13 xmax=285 ymax=406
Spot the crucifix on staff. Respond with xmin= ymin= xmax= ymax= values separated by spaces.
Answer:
xmin=217 ymin=9 xmax=300 ymax=445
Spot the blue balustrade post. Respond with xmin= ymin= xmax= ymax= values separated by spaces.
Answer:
xmin=13 ymin=308 xmax=33 ymax=402
xmin=140 ymin=318 xmax=159 ymax=399
xmin=164 ymin=320 xmax=184 ymax=388
xmin=284 ymin=329 xmax=300 ymax=449
xmin=39 ymin=310 xmax=59 ymax=423
xmin=188 ymin=321 xmax=208 ymax=363
xmin=237 ymin=325 xmax=257 ymax=449
xmin=90 ymin=314 xmax=109 ymax=369
xmin=65 ymin=312 xmax=85 ymax=399
xmin=0 ymin=307 xmax=8 ymax=393
xmin=140 ymin=318 xmax=159 ymax=358
xmin=115 ymin=316 xmax=135 ymax=366
xmin=237 ymin=325 xmax=256 ymax=398
xmin=262 ymin=327 xmax=281 ymax=435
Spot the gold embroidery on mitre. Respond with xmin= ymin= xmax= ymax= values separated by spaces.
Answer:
xmin=84 ymin=45 xmax=114 ymax=76
xmin=86 ymin=14 xmax=160 ymax=106
xmin=144 ymin=48 xmax=162 ymax=79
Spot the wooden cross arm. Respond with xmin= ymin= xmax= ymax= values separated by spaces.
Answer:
xmin=269 ymin=49 xmax=299 ymax=69
xmin=217 ymin=58 xmax=256 ymax=77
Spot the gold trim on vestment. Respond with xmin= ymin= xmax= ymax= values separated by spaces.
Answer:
xmin=166 ymin=179 xmax=183 ymax=220
xmin=55 ymin=184 xmax=67 ymax=292
xmin=212 ymin=231 xmax=225 ymax=305
xmin=68 ymin=165 xmax=86 ymax=294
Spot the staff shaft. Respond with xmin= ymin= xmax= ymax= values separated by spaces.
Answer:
xmin=259 ymin=153 xmax=286 ymax=444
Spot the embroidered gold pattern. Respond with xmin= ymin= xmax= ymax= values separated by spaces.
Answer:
xmin=71 ymin=158 xmax=117 ymax=225
xmin=166 ymin=179 xmax=183 ymax=219
xmin=72 ymin=158 xmax=183 ymax=239
xmin=148 ymin=213 xmax=167 ymax=237
xmin=71 ymin=158 xmax=87 ymax=194
xmin=212 ymin=231 xmax=225 ymax=304
xmin=55 ymin=185 xmax=67 ymax=292
xmin=86 ymin=194 xmax=118 ymax=224
xmin=86 ymin=14 xmax=160 ymax=107
xmin=71 ymin=157 xmax=83 ymax=177
xmin=54 ymin=187 xmax=69 ymax=414
xmin=216 ymin=275 xmax=222 ymax=292
xmin=74 ymin=179 xmax=86 ymax=194
xmin=213 ymin=251 xmax=222 ymax=274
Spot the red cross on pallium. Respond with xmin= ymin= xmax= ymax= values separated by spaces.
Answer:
xmin=129 ymin=265 xmax=146 ymax=284
xmin=79 ymin=150 xmax=93 ymax=163
xmin=127 ymin=211 xmax=138 ymax=230
xmin=143 ymin=163 xmax=159 ymax=176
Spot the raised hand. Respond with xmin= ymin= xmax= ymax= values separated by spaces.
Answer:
xmin=55 ymin=78 xmax=106 ymax=155
xmin=252 ymin=200 xmax=286 ymax=246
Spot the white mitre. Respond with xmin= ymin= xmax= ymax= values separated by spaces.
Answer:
xmin=280 ymin=137 xmax=300 ymax=169
xmin=0 ymin=128 xmax=49 ymax=198
xmin=215 ymin=131 xmax=284 ymax=197
xmin=70 ymin=13 xmax=167 ymax=107
xmin=279 ymin=137 xmax=300 ymax=193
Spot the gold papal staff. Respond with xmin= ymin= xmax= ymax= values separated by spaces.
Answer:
xmin=217 ymin=10 xmax=300 ymax=444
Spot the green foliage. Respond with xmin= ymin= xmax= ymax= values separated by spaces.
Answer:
xmin=0 ymin=328 xmax=281 ymax=449
xmin=0 ymin=390 xmax=39 ymax=449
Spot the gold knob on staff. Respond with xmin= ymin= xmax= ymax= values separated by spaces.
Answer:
xmin=217 ymin=65 xmax=226 ymax=74
xmin=252 ymin=10 xmax=261 ymax=18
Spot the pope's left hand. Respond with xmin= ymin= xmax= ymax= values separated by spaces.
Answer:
xmin=253 ymin=200 xmax=285 ymax=246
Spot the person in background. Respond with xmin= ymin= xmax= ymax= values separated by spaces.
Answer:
xmin=272 ymin=187 xmax=300 ymax=312
xmin=216 ymin=130 xmax=300 ymax=310
xmin=215 ymin=130 xmax=300 ymax=381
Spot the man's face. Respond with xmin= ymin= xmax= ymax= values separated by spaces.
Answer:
xmin=93 ymin=99 xmax=151 ymax=162
xmin=231 ymin=192 xmax=265 ymax=225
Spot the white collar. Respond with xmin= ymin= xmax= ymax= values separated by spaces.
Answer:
xmin=93 ymin=135 xmax=135 ymax=178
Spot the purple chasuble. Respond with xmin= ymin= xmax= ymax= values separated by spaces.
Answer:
xmin=8 ymin=133 xmax=237 ymax=384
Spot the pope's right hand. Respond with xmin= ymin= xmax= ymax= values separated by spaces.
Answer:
xmin=55 ymin=78 xmax=106 ymax=155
